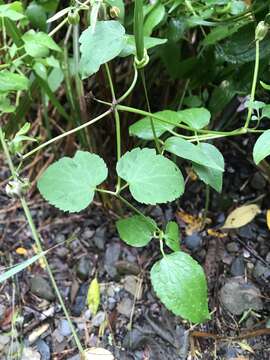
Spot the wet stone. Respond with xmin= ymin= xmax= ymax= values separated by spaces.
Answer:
xmin=220 ymin=277 xmax=263 ymax=315
xmin=76 ymin=256 xmax=93 ymax=281
xmin=253 ymin=261 xmax=270 ymax=281
xmin=115 ymin=260 xmax=140 ymax=275
xmin=117 ymin=297 xmax=133 ymax=317
xmin=35 ymin=339 xmax=50 ymax=360
xmin=92 ymin=311 xmax=106 ymax=327
xmin=230 ymin=256 xmax=245 ymax=276
xmin=30 ymin=276 xmax=55 ymax=301
xmin=184 ymin=232 xmax=202 ymax=251
xmin=251 ymin=172 xmax=266 ymax=190
xmin=72 ymin=282 xmax=88 ymax=316
xmin=92 ymin=226 xmax=106 ymax=250
xmin=58 ymin=319 xmax=72 ymax=337
xmin=226 ymin=242 xmax=240 ymax=253
xmin=104 ymin=243 xmax=121 ymax=278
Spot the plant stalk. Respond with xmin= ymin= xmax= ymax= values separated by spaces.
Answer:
xmin=0 ymin=127 xmax=83 ymax=354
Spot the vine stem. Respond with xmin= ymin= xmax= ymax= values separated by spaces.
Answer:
xmin=105 ymin=63 xmax=122 ymax=191
xmin=140 ymin=69 xmax=161 ymax=154
xmin=244 ymin=40 xmax=260 ymax=129
xmin=22 ymin=109 xmax=112 ymax=160
xmin=0 ymin=127 xmax=84 ymax=354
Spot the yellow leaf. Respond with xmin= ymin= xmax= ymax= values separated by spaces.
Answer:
xmin=266 ymin=210 xmax=270 ymax=230
xmin=87 ymin=277 xmax=100 ymax=315
xmin=207 ymin=229 xmax=227 ymax=238
xmin=32 ymin=245 xmax=46 ymax=269
xmin=222 ymin=204 xmax=260 ymax=229
xmin=15 ymin=247 xmax=28 ymax=256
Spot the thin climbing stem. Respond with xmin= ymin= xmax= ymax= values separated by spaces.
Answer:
xmin=140 ymin=69 xmax=161 ymax=154
xmin=22 ymin=109 xmax=112 ymax=160
xmin=0 ymin=127 xmax=84 ymax=354
xmin=244 ymin=40 xmax=260 ymax=129
xmin=105 ymin=63 xmax=122 ymax=191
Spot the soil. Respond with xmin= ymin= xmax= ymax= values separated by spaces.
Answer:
xmin=0 ymin=135 xmax=270 ymax=360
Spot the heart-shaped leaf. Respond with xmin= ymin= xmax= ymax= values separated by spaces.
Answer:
xmin=253 ymin=130 xmax=270 ymax=165
xmin=177 ymin=108 xmax=211 ymax=130
xmin=79 ymin=20 xmax=125 ymax=79
xmin=116 ymin=215 xmax=156 ymax=247
xmin=192 ymin=143 xmax=224 ymax=192
xmin=116 ymin=148 xmax=184 ymax=205
xmin=164 ymin=137 xmax=224 ymax=171
xmin=129 ymin=110 xmax=183 ymax=140
xmin=151 ymin=252 xmax=210 ymax=323
xmin=38 ymin=151 xmax=108 ymax=212
xmin=119 ymin=35 xmax=167 ymax=57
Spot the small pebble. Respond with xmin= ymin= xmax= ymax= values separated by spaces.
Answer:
xmin=58 ymin=319 xmax=72 ymax=337
xmin=76 ymin=256 xmax=92 ymax=281
xmin=230 ymin=256 xmax=245 ymax=276
xmin=226 ymin=242 xmax=240 ymax=253
xmin=30 ymin=276 xmax=55 ymax=301
xmin=92 ymin=311 xmax=106 ymax=327
xmin=184 ymin=232 xmax=202 ymax=251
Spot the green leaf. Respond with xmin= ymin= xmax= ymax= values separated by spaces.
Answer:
xmin=119 ymin=35 xmax=167 ymax=57
xmin=262 ymin=105 xmax=270 ymax=119
xmin=26 ymin=2 xmax=47 ymax=31
xmin=116 ymin=148 xmax=184 ymax=205
xmin=192 ymin=144 xmax=224 ymax=192
xmin=164 ymin=221 xmax=180 ymax=252
xmin=216 ymin=24 xmax=270 ymax=64
xmin=0 ymin=251 xmax=47 ymax=283
xmin=260 ymin=81 xmax=270 ymax=91
xmin=0 ymin=2 xmax=25 ymax=21
xmin=150 ymin=252 xmax=210 ymax=323
xmin=38 ymin=151 xmax=108 ymax=212
xmin=202 ymin=23 xmax=245 ymax=46
xmin=164 ymin=137 xmax=224 ymax=171
xmin=22 ymin=30 xmax=61 ymax=57
xmin=0 ymin=71 xmax=29 ymax=93
xmin=79 ymin=20 xmax=125 ymax=79
xmin=253 ymin=130 xmax=270 ymax=165
xmin=177 ymin=108 xmax=211 ymax=130
xmin=143 ymin=3 xmax=165 ymax=36
xmin=0 ymin=95 xmax=15 ymax=113
xmin=129 ymin=110 xmax=182 ymax=140
xmin=116 ymin=215 xmax=156 ymax=247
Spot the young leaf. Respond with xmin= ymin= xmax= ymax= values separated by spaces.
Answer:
xmin=164 ymin=221 xmax=180 ymax=252
xmin=22 ymin=30 xmax=61 ymax=57
xmin=116 ymin=148 xmax=184 ymax=205
xmin=151 ymin=252 xmax=210 ymax=323
xmin=87 ymin=278 xmax=100 ymax=315
xmin=0 ymin=2 xmax=25 ymax=21
xmin=38 ymin=151 xmax=108 ymax=212
xmin=253 ymin=130 xmax=270 ymax=164
xmin=143 ymin=3 xmax=165 ymax=36
xmin=129 ymin=110 xmax=183 ymax=140
xmin=116 ymin=215 xmax=156 ymax=247
xmin=79 ymin=20 xmax=125 ymax=79
xmin=119 ymin=35 xmax=167 ymax=57
xmin=177 ymin=108 xmax=211 ymax=130
xmin=0 ymin=71 xmax=29 ymax=93
xmin=262 ymin=105 xmax=270 ymax=119
xmin=0 ymin=95 xmax=15 ymax=113
xmin=164 ymin=137 xmax=224 ymax=171
xmin=222 ymin=204 xmax=260 ymax=229
xmin=192 ymin=143 xmax=224 ymax=193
